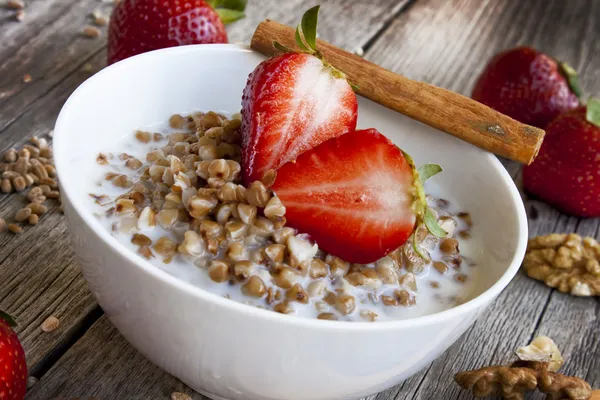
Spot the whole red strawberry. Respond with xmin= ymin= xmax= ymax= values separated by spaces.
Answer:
xmin=107 ymin=0 xmax=246 ymax=65
xmin=0 ymin=311 xmax=27 ymax=400
xmin=241 ymin=6 xmax=358 ymax=184
xmin=272 ymin=128 xmax=445 ymax=264
xmin=523 ymin=99 xmax=600 ymax=217
xmin=472 ymin=47 xmax=581 ymax=128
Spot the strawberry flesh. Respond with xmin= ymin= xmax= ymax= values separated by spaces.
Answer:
xmin=472 ymin=47 xmax=580 ymax=129
xmin=241 ymin=52 xmax=358 ymax=185
xmin=523 ymin=106 xmax=600 ymax=217
xmin=0 ymin=319 xmax=27 ymax=400
xmin=107 ymin=0 xmax=227 ymax=65
xmin=272 ymin=128 xmax=417 ymax=264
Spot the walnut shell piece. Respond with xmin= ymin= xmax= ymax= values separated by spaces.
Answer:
xmin=455 ymin=367 xmax=592 ymax=400
xmin=537 ymin=370 xmax=592 ymax=400
xmin=522 ymin=233 xmax=600 ymax=296
xmin=455 ymin=366 xmax=537 ymax=400
xmin=516 ymin=335 xmax=563 ymax=372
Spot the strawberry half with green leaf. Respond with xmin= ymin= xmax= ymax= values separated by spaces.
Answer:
xmin=0 ymin=311 xmax=27 ymax=400
xmin=272 ymin=128 xmax=445 ymax=264
xmin=523 ymin=99 xmax=600 ymax=217
xmin=107 ymin=0 xmax=246 ymax=65
xmin=472 ymin=47 xmax=581 ymax=128
xmin=241 ymin=6 xmax=358 ymax=184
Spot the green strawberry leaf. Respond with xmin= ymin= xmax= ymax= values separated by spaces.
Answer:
xmin=418 ymin=164 xmax=442 ymax=184
xmin=273 ymin=41 xmax=293 ymax=53
xmin=0 ymin=310 xmax=17 ymax=327
xmin=559 ymin=62 xmax=583 ymax=100
xmin=424 ymin=209 xmax=447 ymax=237
xmin=207 ymin=0 xmax=247 ymax=11
xmin=349 ymin=82 xmax=360 ymax=92
xmin=412 ymin=231 xmax=426 ymax=259
xmin=586 ymin=98 xmax=600 ymax=128
xmin=294 ymin=26 xmax=310 ymax=52
xmin=215 ymin=9 xmax=245 ymax=24
xmin=299 ymin=5 xmax=320 ymax=52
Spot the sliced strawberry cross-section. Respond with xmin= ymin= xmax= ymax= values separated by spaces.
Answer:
xmin=272 ymin=128 xmax=440 ymax=264
xmin=240 ymin=5 xmax=358 ymax=184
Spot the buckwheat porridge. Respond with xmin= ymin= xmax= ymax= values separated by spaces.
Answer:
xmin=86 ymin=111 xmax=480 ymax=322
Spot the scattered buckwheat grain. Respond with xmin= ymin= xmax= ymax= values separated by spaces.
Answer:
xmin=7 ymin=0 xmax=24 ymax=10
xmin=41 ymin=316 xmax=60 ymax=332
xmin=7 ymin=223 xmax=22 ymax=234
xmin=83 ymin=26 xmax=101 ymax=38
xmin=171 ymin=392 xmax=192 ymax=400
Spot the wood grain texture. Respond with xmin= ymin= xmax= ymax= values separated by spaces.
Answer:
xmin=3 ymin=0 xmax=600 ymax=399
xmin=228 ymin=0 xmax=411 ymax=49
xmin=251 ymin=20 xmax=545 ymax=164
xmin=0 ymin=52 xmax=108 ymax=373
xmin=0 ymin=60 xmax=106 ymax=373
xmin=25 ymin=317 xmax=209 ymax=400
xmin=0 ymin=0 xmax=113 ymax=134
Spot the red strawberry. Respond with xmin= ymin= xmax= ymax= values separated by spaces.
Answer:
xmin=0 ymin=311 xmax=27 ymax=400
xmin=241 ymin=6 xmax=358 ymax=184
xmin=523 ymin=100 xmax=600 ymax=217
xmin=472 ymin=47 xmax=581 ymax=128
xmin=272 ymin=128 xmax=445 ymax=264
xmin=107 ymin=0 xmax=246 ymax=65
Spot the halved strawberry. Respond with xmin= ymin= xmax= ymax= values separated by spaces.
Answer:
xmin=272 ymin=128 xmax=444 ymax=264
xmin=241 ymin=6 xmax=358 ymax=184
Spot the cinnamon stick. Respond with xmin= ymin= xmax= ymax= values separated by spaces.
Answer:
xmin=250 ymin=20 xmax=545 ymax=165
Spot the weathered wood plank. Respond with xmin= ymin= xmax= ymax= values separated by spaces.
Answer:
xmin=0 ymin=49 xmax=107 ymax=372
xmin=0 ymin=0 xmax=114 ymax=134
xmin=227 ymin=0 xmax=411 ymax=50
xmin=0 ymin=0 xmax=409 ymax=394
xmin=25 ymin=317 xmax=208 ymax=400
xmin=360 ymin=0 xmax=600 ymax=398
xmin=7 ymin=0 xmax=600 ymax=398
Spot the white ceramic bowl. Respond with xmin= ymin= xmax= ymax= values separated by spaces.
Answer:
xmin=54 ymin=44 xmax=527 ymax=400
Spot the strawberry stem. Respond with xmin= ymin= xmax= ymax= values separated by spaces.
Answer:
xmin=0 ymin=310 xmax=17 ymax=327
xmin=586 ymin=98 xmax=600 ymax=128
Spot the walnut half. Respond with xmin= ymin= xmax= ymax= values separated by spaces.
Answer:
xmin=522 ymin=233 xmax=600 ymax=296
xmin=455 ymin=336 xmax=594 ymax=400
xmin=455 ymin=367 xmax=591 ymax=400
xmin=455 ymin=367 xmax=537 ymax=400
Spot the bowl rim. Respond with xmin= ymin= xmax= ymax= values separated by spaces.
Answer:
xmin=54 ymin=43 xmax=528 ymax=331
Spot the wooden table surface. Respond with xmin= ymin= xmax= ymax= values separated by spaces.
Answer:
xmin=1 ymin=0 xmax=598 ymax=399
